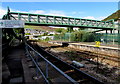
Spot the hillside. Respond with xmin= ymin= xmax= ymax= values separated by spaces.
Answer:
xmin=25 ymin=25 xmax=57 ymax=32
xmin=103 ymin=10 xmax=120 ymax=21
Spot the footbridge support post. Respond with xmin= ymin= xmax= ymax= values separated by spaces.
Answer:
xmin=105 ymin=30 xmax=108 ymax=44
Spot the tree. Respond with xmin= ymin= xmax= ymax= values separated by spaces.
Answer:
xmin=67 ymin=27 xmax=73 ymax=33
xmin=78 ymin=28 xmax=85 ymax=31
xmin=43 ymin=32 xmax=48 ymax=36
xmin=55 ymin=28 xmax=66 ymax=33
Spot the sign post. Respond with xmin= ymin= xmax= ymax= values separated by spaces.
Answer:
xmin=95 ymin=41 xmax=100 ymax=72
xmin=0 ymin=20 xmax=24 ymax=28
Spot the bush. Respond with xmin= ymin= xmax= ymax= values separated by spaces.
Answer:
xmin=43 ymin=32 xmax=48 ymax=36
xmin=82 ymin=32 xmax=95 ymax=42
xmin=25 ymin=33 xmax=31 ymax=35
xmin=70 ymin=31 xmax=85 ymax=42
xmin=53 ymin=31 xmax=96 ymax=42
xmin=71 ymin=31 xmax=96 ymax=42
xmin=55 ymin=28 xmax=66 ymax=33
xmin=44 ymin=37 xmax=51 ymax=41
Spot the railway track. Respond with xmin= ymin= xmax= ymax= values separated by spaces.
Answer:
xmin=75 ymin=50 xmax=120 ymax=63
xmin=51 ymin=42 xmax=119 ymax=63
xmin=47 ymin=42 xmax=119 ymax=68
xmin=27 ymin=41 xmax=103 ymax=84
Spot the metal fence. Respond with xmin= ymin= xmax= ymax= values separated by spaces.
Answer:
xmin=53 ymin=32 xmax=119 ymax=44
xmin=25 ymin=43 xmax=78 ymax=84
xmin=94 ymin=33 xmax=119 ymax=44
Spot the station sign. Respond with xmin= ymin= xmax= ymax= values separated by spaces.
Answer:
xmin=0 ymin=20 xmax=24 ymax=28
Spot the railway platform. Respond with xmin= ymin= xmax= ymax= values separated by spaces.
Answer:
xmin=2 ymin=43 xmax=45 ymax=84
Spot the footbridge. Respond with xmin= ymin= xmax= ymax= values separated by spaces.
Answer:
xmin=2 ymin=8 xmax=115 ymax=30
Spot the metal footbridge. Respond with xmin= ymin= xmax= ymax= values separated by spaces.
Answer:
xmin=2 ymin=8 xmax=115 ymax=29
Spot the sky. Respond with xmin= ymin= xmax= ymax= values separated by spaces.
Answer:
xmin=1 ymin=0 xmax=120 ymax=2
xmin=0 ymin=2 xmax=118 ymax=20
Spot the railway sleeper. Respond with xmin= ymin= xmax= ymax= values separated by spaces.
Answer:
xmin=28 ymin=65 xmax=36 ymax=68
xmin=77 ymin=79 xmax=89 ymax=83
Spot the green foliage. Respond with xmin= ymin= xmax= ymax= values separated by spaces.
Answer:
xmin=48 ymin=34 xmax=54 ymax=36
xmin=44 ymin=37 xmax=51 ymax=41
xmin=78 ymin=28 xmax=85 ymax=31
xmin=67 ymin=27 xmax=74 ymax=33
xmin=54 ymin=34 xmax=59 ymax=39
xmin=82 ymin=32 xmax=95 ymax=42
xmin=13 ymin=28 xmax=23 ymax=33
xmin=43 ymin=32 xmax=48 ymax=36
xmin=54 ymin=30 xmax=95 ymax=42
xmin=70 ymin=31 xmax=85 ymax=42
xmin=25 ymin=33 xmax=31 ymax=35
xmin=55 ymin=28 xmax=66 ymax=33
xmin=39 ymin=37 xmax=51 ymax=42
xmin=71 ymin=31 xmax=95 ymax=42
xmin=37 ymin=35 xmax=42 ymax=37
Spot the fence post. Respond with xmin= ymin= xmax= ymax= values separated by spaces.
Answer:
xmin=106 ymin=30 xmax=108 ymax=44
xmin=35 ymin=52 xmax=39 ymax=78
xmin=112 ymin=29 xmax=115 ymax=45
xmin=46 ymin=62 xmax=48 ymax=79
xmin=25 ymin=44 xmax=29 ymax=58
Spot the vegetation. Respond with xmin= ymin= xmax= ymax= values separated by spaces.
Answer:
xmin=67 ymin=27 xmax=74 ymax=33
xmin=38 ymin=37 xmax=51 ymax=42
xmin=54 ymin=30 xmax=95 ymax=42
xmin=55 ymin=27 xmax=74 ymax=34
xmin=71 ymin=31 xmax=95 ymax=42
xmin=24 ymin=25 xmax=97 ymax=42
xmin=25 ymin=33 xmax=31 ymax=35
xmin=13 ymin=28 xmax=23 ymax=33
xmin=78 ymin=28 xmax=85 ymax=31
xmin=49 ymin=34 xmax=54 ymax=36
xmin=43 ymin=32 xmax=48 ymax=36
xmin=44 ymin=37 xmax=51 ymax=41
xmin=25 ymin=25 xmax=56 ymax=32
xmin=55 ymin=28 xmax=66 ymax=33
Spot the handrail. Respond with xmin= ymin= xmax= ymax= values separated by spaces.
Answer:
xmin=25 ymin=43 xmax=78 ymax=84
xmin=25 ymin=48 xmax=50 ymax=84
